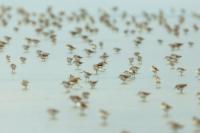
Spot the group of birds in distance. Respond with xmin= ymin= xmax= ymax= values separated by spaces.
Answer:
xmin=1 ymin=4 xmax=200 ymax=133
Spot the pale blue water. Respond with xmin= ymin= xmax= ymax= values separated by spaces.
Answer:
xmin=0 ymin=0 xmax=200 ymax=133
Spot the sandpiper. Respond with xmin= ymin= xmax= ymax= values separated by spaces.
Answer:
xmin=21 ymin=80 xmax=29 ymax=90
xmin=175 ymin=83 xmax=187 ymax=94
xmin=47 ymin=108 xmax=59 ymax=120
xmin=10 ymin=63 xmax=16 ymax=74
xmin=137 ymin=91 xmax=150 ymax=102
xmin=99 ymin=109 xmax=109 ymax=126
xmin=161 ymin=102 xmax=172 ymax=117
xmin=168 ymin=121 xmax=184 ymax=132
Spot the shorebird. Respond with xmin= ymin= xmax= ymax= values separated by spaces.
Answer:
xmin=82 ymin=92 xmax=90 ymax=100
xmin=70 ymin=95 xmax=82 ymax=108
xmin=161 ymin=102 xmax=172 ymax=117
xmin=196 ymin=68 xmax=200 ymax=79
xmin=84 ymin=48 xmax=95 ymax=56
xmin=21 ymin=80 xmax=29 ymax=90
xmin=137 ymin=91 xmax=150 ymax=102
xmin=168 ymin=121 xmax=184 ymax=132
xmin=99 ymin=109 xmax=109 ymax=126
xmin=119 ymin=73 xmax=131 ymax=83
xmin=68 ymin=75 xmax=81 ymax=83
xmin=20 ymin=57 xmax=26 ymax=64
xmin=0 ymin=40 xmax=7 ymax=49
xmin=196 ymin=92 xmax=200 ymax=104
xmin=188 ymin=41 xmax=194 ymax=47
xmin=77 ymin=101 xmax=88 ymax=116
xmin=32 ymin=38 xmax=40 ymax=45
xmin=66 ymin=44 xmax=76 ymax=52
xmin=73 ymin=59 xmax=83 ymax=69
xmin=134 ymin=36 xmax=144 ymax=47
xmin=175 ymin=83 xmax=187 ymax=94
xmin=193 ymin=24 xmax=199 ymax=31
xmin=50 ymin=34 xmax=57 ymax=43
xmin=128 ymin=57 xmax=134 ymax=65
xmin=10 ymin=63 xmax=16 ymax=74
xmin=93 ymin=64 xmax=100 ymax=74
xmin=36 ymin=50 xmax=49 ymax=61
xmin=157 ymin=39 xmax=163 ymax=44
xmin=40 ymin=52 xmax=49 ymax=61
xmin=93 ymin=61 xmax=107 ymax=74
xmin=4 ymin=36 xmax=11 ymax=43
xmin=192 ymin=116 xmax=200 ymax=128
xmin=82 ymin=71 xmax=92 ymax=81
xmin=100 ymin=52 xmax=109 ymax=61
xmin=113 ymin=47 xmax=121 ymax=53
xmin=70 ymin=27 xmax=82 ymax=36
xmin=177 ymin=67 xmax=186 ymax=76
xmin=25 ymin=37 xmax=32 ymax=44
xmin=72 ymin=55 xmax=83 ymax=68
xmin=23 ymin=44 xmax=30 ymax=51
xmin=47 ymin=108 xmax=59 ymax=120
xmin=25 ymin=37 xmax=40 ymax=46
xmin=165 ymin=54 xmax=182 ymax=69
xmin=151 ymin=65 xmax=159 ymax=75
xmin=73 ymin=55 xmax=82 ymax=61
xmin=134 ymin=52 xmax=142 ymax=65
xmin=62 ymin=81 xmax=73 ymax=93
xmin=153 ymin=75 xmax=161 ymax=88
xmin=62 ymin=75 xmax=81 ymax=92
xmin=169 ymin=42 xmax=183 ymax=50
xmin=88 ymin=80 xmax=98 ymax=89
xmin=66 ymin=57 xmax=73 ymax=65
xmin=6 ymin=55 xmax=11 ymax=63
xmin=121 ymin=130 xmax=131 ymax=133
xmin=99 ymin=41 xmax=104 ymax=48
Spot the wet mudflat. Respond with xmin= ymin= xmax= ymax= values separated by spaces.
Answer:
xmin=0 ymin=0 xmax=200 ymax=133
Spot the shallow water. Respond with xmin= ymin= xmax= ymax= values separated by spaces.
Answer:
xmin=0 ymin=0 xmax=200 ymax=133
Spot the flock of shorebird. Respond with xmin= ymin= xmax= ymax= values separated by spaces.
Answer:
xmin=1 ymin=4 xmax=200 ymax=133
